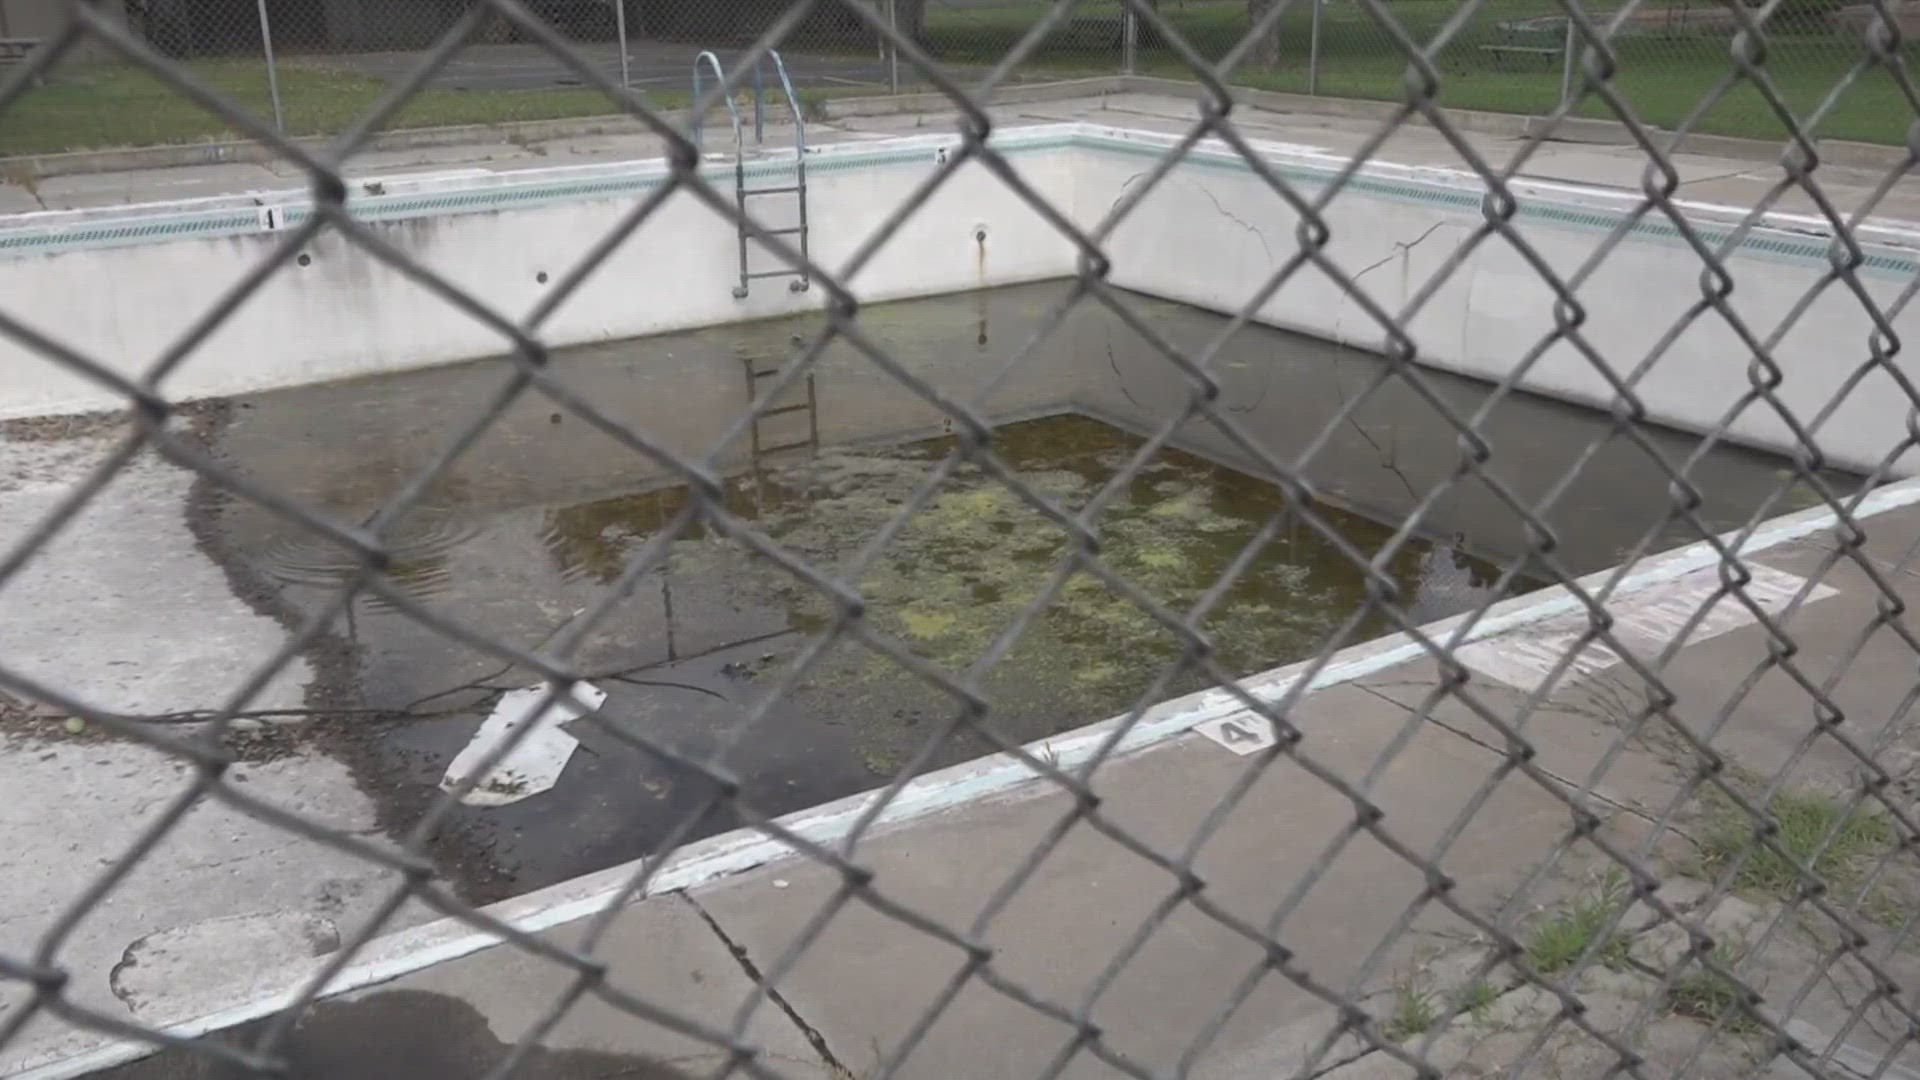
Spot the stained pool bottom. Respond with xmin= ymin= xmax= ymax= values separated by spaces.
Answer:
xmin=538 ymin=413 xmax=1508 ymax=775
xmin=239 ymin=408 xmax=1515 ymax=898
xmin=203 ymin=278 xmax=1828 ymax=899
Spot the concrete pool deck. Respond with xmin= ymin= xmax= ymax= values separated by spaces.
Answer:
xmin=50 ymin=482 xmax=1920 ymax=1080
xmin=5 ymin=87 xmax=1919 ymax=226
xmin=10 ymin=86 xmax=1920 ymax=1078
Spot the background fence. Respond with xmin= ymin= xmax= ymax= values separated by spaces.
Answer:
xmin=7 ymin=0 xmax=1920 ymax=1079
xmin=0 ymin=0 xmax=1904 ymax=155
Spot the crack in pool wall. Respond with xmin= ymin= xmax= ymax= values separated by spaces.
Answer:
xmin=1193 ymin=178 xmax=1277 ymax=268
xmin=1324 ymin=220 xmax=1460 ymax=505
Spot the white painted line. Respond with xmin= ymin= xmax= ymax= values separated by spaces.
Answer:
xmin=439 ymin=683 xmax=606 ymax=808
xmin=1457 ymin=562 xmax=1838 ymax=693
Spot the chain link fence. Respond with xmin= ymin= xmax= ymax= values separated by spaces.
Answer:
xmin=1114 ymin=0 xmax=1895 ymax=141
xmin=0 ymin=0 xmax=1906 ymax=154
xmin=6 ymin=0 xmax=1920 ymax=1077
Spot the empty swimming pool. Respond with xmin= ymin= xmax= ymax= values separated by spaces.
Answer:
xmin=147 ymin=280 xmax=1837 ymax=899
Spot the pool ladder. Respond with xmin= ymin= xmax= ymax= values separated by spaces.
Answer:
xmin=740 ymin=345 xmax=820 ymax=463
xmin=738 ymin=343 xmax=821 ymax=516
xmin=694 ymin=50 xmax=811 ymax=300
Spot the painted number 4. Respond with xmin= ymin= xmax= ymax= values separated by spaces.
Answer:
xmin=1197 ymin=716 xmax=1278 ymax=756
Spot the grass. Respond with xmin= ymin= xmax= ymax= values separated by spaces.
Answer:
xmin=917 ymin=0 xmax=1919 ymax=145
xmin=0 ymin=53 xmax=853 ymax=156
xmin=0 ymin=57 xmax=698 ymax=155
xmin=1699 ymin=788 xmax=1896 ymax=900
xmin=1526 ymin=873 xmax=1632 ymax=975
xmin=1464 ymin=979 xmax=1502 ymax=1023
xmin=1666 ymin=961 xmax=1759 ymax=1032
xmin=1661 ymin=933 xmax=1762 ymax=1035
xmin=1384 ymin=979 xmax=1438 ymax=1041
xmin=2 ymin=2 xmax=1909 ymax=154
xmin=1382 ymin=975 xmax=1501 ymax=1040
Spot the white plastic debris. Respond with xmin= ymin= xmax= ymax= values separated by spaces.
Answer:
xmin=441 ymin=682 xmax=606 ymax=807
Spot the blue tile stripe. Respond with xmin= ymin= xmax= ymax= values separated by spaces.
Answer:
xmin=1 ymin=126 xmax=1911 ymax=281
xmin=1084 ymin=131 xmax=1918 ymax=279
xmin=0 ymin=131 xmax=1076 ymax=258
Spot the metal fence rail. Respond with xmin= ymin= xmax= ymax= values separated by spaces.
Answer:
xmin=5 ymin=0 xmax=1920 ymax=1078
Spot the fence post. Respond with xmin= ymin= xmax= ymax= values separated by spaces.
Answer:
xmin=887 ymin=0 xmax=900 ymax=94
xmin=1559 ymin=16 xmax=1578 ymax=109
xmin=753 ymin=58 xmax=764 ymax=144
xmin=615 ymin=0 xmax=631 ymax=90
xmin=1123 ymin=6 xmax=1138 ymax=77
xmin=256 ymin=0 xmax=285 ymax=132
xmin=1308 ymin=0 xmax=1322 ymax=95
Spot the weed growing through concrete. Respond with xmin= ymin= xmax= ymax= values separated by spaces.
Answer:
xmin=1527 ymin=872 xmax=1631 ymax=975
xmin=1384 ymin=979 xmax=1437 ymax=1041
xmin=1664 ymin=943 xmax=1760 ymax=1035
xmin=1033 ymin=740 xmax=1061 ymax=775
xmin=1700 ymin=789 xmax=1895 ymax=906
xmin=1463 ymin=979 xmax=1501 ymax=1023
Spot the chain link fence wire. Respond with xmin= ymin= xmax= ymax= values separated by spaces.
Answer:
xmin=0 ymin=0 xmax=800 ymax=154
xmin=1122 ymin=0 xmax=1894 ymax=143
xmin=6 ymin=0 xmax=1920 ymax=1077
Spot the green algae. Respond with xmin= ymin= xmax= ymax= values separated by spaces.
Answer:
xmin=534 ymin=413 xmax=1507 ymax=776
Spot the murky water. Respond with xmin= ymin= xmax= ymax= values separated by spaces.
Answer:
xmin=259 ymin=510 xmax=486 ymax=611
xmin=197 ymin=280 xmax=1845 ymax=899
xmin=534 ymin=413 xmax=1506 ymax=774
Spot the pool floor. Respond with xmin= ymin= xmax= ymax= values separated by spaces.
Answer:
xmin=180 ymin=281 xmax=1840 ymax=900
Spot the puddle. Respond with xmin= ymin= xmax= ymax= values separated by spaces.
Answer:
xmin=258 ymin=509 xmax=487 ymax=609
xmin=560 ymin=414 xmax=1508 ymax=770
xmin=89 ymin=988 xmax=704 ymax=1080
xmin=293 ymin=413 xmax=1508 ymax=900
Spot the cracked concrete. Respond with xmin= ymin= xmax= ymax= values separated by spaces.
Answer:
xmin=13 ymin=89 xmax=1920 ymax=1080
xmin=83 ymin=892 xmax=840 ymax=1080
xmin=0 ymin=423 xmax=429 ymax=1075
xmin=288 ymin=501 xmax=1920 ymax=1080
xmin=0 ymin=741 xmax=429 ymax=1074
xmin=686 ymin=894 xmax=853 ymax=1080
xmin=9 ymin=88 xmax=1920 ymax=222
xmin=29 ymin=476 xmax=1920 ymax=1080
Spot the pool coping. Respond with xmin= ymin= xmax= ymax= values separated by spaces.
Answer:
xmin=6 ymin=75 xmax=1911 ymax=185
xmin=5 ymin=120 xmax=1918 ymax=281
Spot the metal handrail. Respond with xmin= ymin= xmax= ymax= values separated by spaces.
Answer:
xmin=692 ymin=48 xmax=810 ymax=298
xmin=754 ymin=50 xmax=809 ymax=296
xmin=752 ymin=50 xmax=806 ymax=161
xmin=690 ymin=50 xmax=741 ymax=158
xmin=694 ymin=49 xmax=807 ymax=160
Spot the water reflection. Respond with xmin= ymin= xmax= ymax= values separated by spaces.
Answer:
xmin=530 ymin=413 xmax=1510 ymax=766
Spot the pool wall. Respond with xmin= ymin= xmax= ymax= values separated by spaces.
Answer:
xmin=1088 ymin=127 xmax=1920 ymax=476
xmin=3 ymin=122 xmax=1918 ymax=474
xmin=0 ymin=129 xmax=1082 ymax=419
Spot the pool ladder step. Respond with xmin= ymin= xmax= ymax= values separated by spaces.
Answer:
xmin=731 ymin=172 xmax=811 ymax=298
xmin=740 ymin=355 xmax=819 ymax=464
